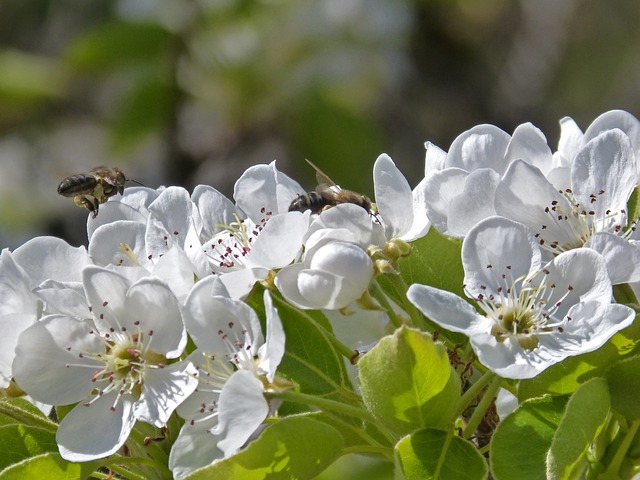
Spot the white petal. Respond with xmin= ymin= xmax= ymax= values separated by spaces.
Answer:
xmin=307 ymin=203 xmax=384 ymax=247
xmin=398 ymin=178 xmax=431 ymax=241
xmin=541 ymin=302 xmax=634 ymax=355
xmin=34 ymin=280 xmax=89 ymax=319
xmin=0 ymin=249 xmax=36 ymax=316
xmin=447 ymin=168 xmax=500 ymax=237
xmin=87 ymin=200 xmax=148 ymax=241
xmin=83 ymin=266 xmax=130 ymax=331
xmin=88 ymin=221 xmax=151 ymax=269
xmin=192 ymin=184 xmax=241 ymax=238
xmin=257 ymin=291 xmax=285 ymax=382
xmin=13 ymin=237 xmax=89 ymax=285
xmin=184 ymin=279 xmax=263 ymax=354
xmin=462 ymin=217 xmax=541 ymax=298
xmin=57 ymin=393 xmax=136 ymax=462
xmin=374 ymin=154 xmax=414 ymax=239
xmin=274 ymin=264 xmax=311 ymax=309
xmin=424 ymin=141 xmax=447 ymax=173
xmin=586 ymin=233 xmax=640 ymax=284
xmin=135 ymin=361 xmax=199 ymax=427
xmin=505 ymin=122 xmax=553 ymax=174
xmin=126 ymin=277 xmax=186 ymax=357
xmin=583 ymin=109 xmax=640 ymax=174
xmin=446 ymin=124 xmax=511 ymax=174
xmin=0 ymin=313 xmax=34 ymax=385
xmin=496 ymin=160 xmax=577 ymax=247
xmin=214 ymin=370 xmax=269 ymax=457
xmin=169 ymin=424 xmax=223 ymax=480
xmin=13 ymin=315 xmax=103 ymax=405
xmin=218 ymin=267 xmax=270 ymax=300
xmin=407 ymin=284 xmax=490 ymax=336
xmin=424 ymin=168 xmax=470 ymax=237
xmin=234 ymin=161 xmax=304 ymax=220
xmin=571 ymin=129 xmax=637 ymax=222
xmin=245 ymin=212 xmax=308 ymax=269
xmin=542 ymin=249 xmax=612 ymax=313
xmin=469 ymin=334 xmax=543 ymax=379
xmin=554 ymin=116 xmax=583 ymax=167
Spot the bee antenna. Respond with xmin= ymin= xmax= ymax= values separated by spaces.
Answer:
xmin=126 ymin=178 xmax=146 ymax=187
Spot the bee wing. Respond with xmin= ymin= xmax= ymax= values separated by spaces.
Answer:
xmin=306 ymin=159 xmax=338 ymax=187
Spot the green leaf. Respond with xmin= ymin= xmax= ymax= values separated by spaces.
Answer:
xmin=605 ymin=354 xmax=640 ymax=419
xmin=359 ymin=327 xmax=459 ymax=435
xmin=399 ymin=228 xmax=465 ymax=299
xmin=0 ymin=452 xmax=96 ymax=480
xmin=0 ymin=425 xmax=57 ymax=470
xmin=253 ymin=291 xmax=352 ymax=395
xmin=491 ymin=395 xmax=568 ymax=480
xmin=64 ymin=21 xmax=171 ymax=71
xmin=547 ymin=377 xmax=610 ymax=480
xmin=183 ymin=415 xmax=344 ymax=480
xmin=395 ymin=428 xmax=487 ymax=480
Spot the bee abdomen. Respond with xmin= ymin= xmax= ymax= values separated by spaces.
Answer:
xmin=288 ymin=191 xmax=327 ymax=213
xmin=57 ymin=174 xmax=98 ymax=197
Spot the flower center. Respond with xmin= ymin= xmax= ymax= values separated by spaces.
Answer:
xmin=205 ymin=210 xmax=272 ymax=271
xmin=66 ymin=322 xmax=167 ymax=411
xmin=470 ymin=266 xmax=574 ymax=350
xmin=534 ymin=188 xmax=629 ymax=253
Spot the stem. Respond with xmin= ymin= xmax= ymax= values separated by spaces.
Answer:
xmin=452 ymin=371 xmax=497 ymax=422
xmin=272 ymin=390 xmax=377 ymax=425
xmin=463 ymin=374 xmax=502 ymax=439
xmin=101 ymin=457 xmax=168 ymax=480
xmin=0 ymin=400 xmax=58 ymax=433
xmin=369 ymin=280 xmax=402 ymax=329
xmin=599 ymin=420 xmax=640 ymax=480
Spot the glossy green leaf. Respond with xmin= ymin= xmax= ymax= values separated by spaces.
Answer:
xmin=399 ymin=227 xmax=464 ymax=299
xmin=547 ymin=377 xmax=610 ymax=480
xmin=0 ymin=452 xmax=96 ymax=480
xmin=183 ymin=415 xmax=344 ymax=480
xmin=491 ymin=395 xmax=568 ymax=480
xmin=396 ymin=428 xmax=487 ymax=480
xmin=605 ymin=354 xmax=640 ymax=419
xmin=359 ymin=327 xmax=459 ymax=435
xmin=252 ymin=291 xmax=352 ymax=395
xmin=0 ymin=425 xmax=57 ymax=470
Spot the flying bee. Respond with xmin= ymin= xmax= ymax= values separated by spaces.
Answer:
xmin=57 ymin=166 xmax=131 ymax=218
xmin=288 ymin=159 xmax=373 ymax=214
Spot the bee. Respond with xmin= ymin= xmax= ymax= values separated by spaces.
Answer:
xmin=57 ymin=166 xmax=128 ymax=218
xmin=288 ymin=159 xmax=373 ymax=214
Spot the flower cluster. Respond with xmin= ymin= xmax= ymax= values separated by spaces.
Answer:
xmin=1 ymin=110 xmax=640 ymax=479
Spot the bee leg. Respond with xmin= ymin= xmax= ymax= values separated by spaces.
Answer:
xmin=74 ymin=195 xmax=99 ymax=217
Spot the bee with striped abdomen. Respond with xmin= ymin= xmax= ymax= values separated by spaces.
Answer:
xmin=288 ymin=160 xmax=373 ymax=214
xmin=57 ymin=166 xmax=127 ymax=218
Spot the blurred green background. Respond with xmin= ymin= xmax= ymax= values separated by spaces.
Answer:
xmin=1 ymin=0 xmax=640 ymax=251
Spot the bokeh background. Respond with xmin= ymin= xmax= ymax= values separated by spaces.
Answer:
xmin=2 ymin=0 xmax=640 ymax=251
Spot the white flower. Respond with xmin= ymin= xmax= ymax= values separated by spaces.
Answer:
xmin=12 ymin=267 xmax=198 ymax=461
xmin=275 ymin=227 xmax=375 ymax=310
xmin=373 ymin=153 xmax=430 ymax=242
xmin=0 ymin=237 xmax=90 ymax=388
xmin=496 ymin=128 xmax=640 ymax=284
xmin=424 ymin=122 xmax=554 ymax=238
xmin=169 ymin=283 xmax=286 ymax=478
xmin=197 ymin=162 xmax=310 ymax=298
xmin=407 ymin=217 xmax=634 ymax=379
